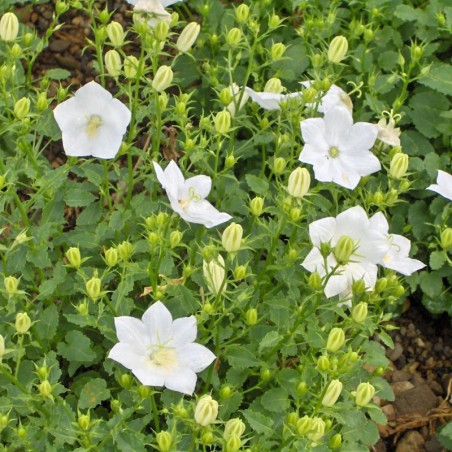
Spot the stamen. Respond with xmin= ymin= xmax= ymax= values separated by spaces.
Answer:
xmin=328 ymin=146 xmax=340 ymax=158
xmin=85 ymin=115 xmax=103 ymax=138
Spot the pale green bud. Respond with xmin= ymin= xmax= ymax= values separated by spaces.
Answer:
xmin=219 ymin=385 xmax=232 ymax=399
xmin=307 ymin=417 xmax=326 ymax=443
xmin=117 ymin=240 xmax=134 ymax=261
xmin=270 ymin=42 xmax=286 ymax=61
xmin=389 ymin=153 xmax=409 ymax=179
xmin=224 ymin=418 xmax=246 ymax=440
xmin=176 ymin=22 xmax=200 ymax=52
xmin=105 ymin=247 xmax=118 ymax=267
xmin=106 ymin=21 xmax=125 ymax=47
xmin=66 ymin=247 xmax=81 ymax=269
xmin=22 ymin=32 xmax=33 ymax=46
xmin=309 ymin=271 xmax=323 ymax=290
xmin=36 ymin=92 xmax=48 ymax=111
xmin=297 ymin=381 xmax=308 ymax=395
xmin=38 ymin=380 xmax=52 ymax=398
xmin=169 ymin=230 xmax=183 ymax=248
xmin=124 ymin=55 xmax=139 ymax=79
xmin=375 ymin=277 xmax=388 ymax=292
xmin=352 ymin=278 xmax=366 ymax=294
xmin=194 ymin=395 xmax=218 ymax=427
xmin=152 ymin=65 xmax=173 ymax=92
xmin=226 ymin=28 xmax=242 ymax=47
xmin=264 ymin=77 xmax=283 ymax=94
xmin=156 ymin=431 xmax=172 ymax=452
xmin=219 ymin=87 xmax=233 ymax=105
xmin=15 ymin=312 xmax=31 ymax=334
xmin=296 ymin=416 xmax=312 ymax=435
xmin=330 ymin=433 xmax=342 ymax=449
xmin=328 ymin=35 xmax=348 ymax=63
xmin=78 ymin=413 xmax=90 ymax=431
xmin=233 ymin=264 xmax=246 ymax=281
xmin=273 ymin=157 xmax=287 ymax=175
xmin=317 ymin=355 xmax=330 ymax=371
xmin=226 ymin=435 xmax=242 ymax=452
xmin=105 ymin=49 xmax=121 ymax=77
xmin=4 ymin=275 xmax=19 ymax=295
xmin=333 ymin=235 xmax=355 ymax=264
xmin=138 ymin=385 xmax=150 ymax=398
xmin=441 ymin=228 xmax=452 ymax=251
xmin=268 ymin=14 xmax=281 ymax=29
xmin=158 ymin=92 xmax=169 ymax=111
xmin=155 ymin=20 xmax=169 ymax=42
xmin=286 ymin=412 xmax=299 ymax=426
xmin=119 ymin=373 xmax=132 ymax=389
xmin=201 ymin=429 xmax=214 ymax=445
xmin=235 ymin=4 xmax=249 ymax=23
xmin=321 ymin=379 xmax=343 ymax=407
xmin=0 ymin=12 xmax=19 ymax=42
xmin=250 ymin=196 xmax=264 ymax=216
xmin=260 ymin=368 xmax=271 ymax=381
xmin=288 ymin=167 xmax=310 ymax=198
xmin=352 ymin=302 xmax=368 ymax=323
xmin=222 ymin=222 xmax=243 ymax=252
xmin=0 ymin=414 xmax=8 ymax=430
xmin=245 ymin=308 xmax=257 ymax=326
xmin=14 ymin=97 xmax=30 ymax=120
xmin=355 ymin=382 xmax=375 ymax=406
xmin=214 ymin=110 xmax=231 ymax=134
xmin=203 ymin=255 xmax=226 ymax=295
xmin=290 ymin=207 xmax=302 ymax=222
xmin=326 ymin=327 xmax=345 ymax=352
xmin=225 ymin=153 xmax=236 ymax=168
xmin=86 ymin=276 xmax=101 ymax=301
xmin=55 ymin=1 xmax=70 ymax=14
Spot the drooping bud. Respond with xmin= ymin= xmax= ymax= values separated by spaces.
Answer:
xmin=124 ymin=55 xmax=139 ymax=79
xmin=78 ymin=413 xmax=90 ymax=431
xmin=268 ymin=14 xmax=281 ymax=29
xmin=328 ymin=36 xmax=348 ymax=63
xmin=307 ymin=417 xmax=326 ymax=443
xmin=4 ymin=275 xmax=19 ymax=295
xmin=441 ymin=228 xmax=452 ymax=251
xmin=223 ymin=418 xmax=246 ymax=440
xmin=249 ymin=196 xmax=264 ymax=217
xmin=169 ymin=230 xmax=183 ymax=248
xmin=222 ymin=222 xmax=243 ymax=252
xmin=14 ymin=97 xmax=30 ymax=120
xmin=203 ymin=255 xmax=226 ymax=295
xmin=226 ymin=435 xmax=241 ymax=452
xmin=297 ymin=381 xmax=308 ymax=395
xmin=352 ymin=302 xmax=368 ymax=323
xmin=235 ymin=4 xmax=249 ymax=23
xmin=264 ymin=77 xmax=283 ymax=93
xmin=226 ymin=28 xmax=242 ymax=47
xmin=201 ymin=429 xmax=214 ymax=445
xmin=389 ymin=153 xmax=409 ymax=179
xmin=321 ymin=379 xmax=343 ymax=407
xmin=86 ymin=276 xmax=101 ymax=301
xmin=66 ymin=247 xmax=82 ymax=269
xmin=176 ymin=22 xmax=200 ymax=53
xmin=270 ymin=42 xmax=286 ymax=61
xmin=214 ymin=110 xmax=231 ymax=134
xmin=0 ymin=12 xmax=19 ymax=42
xmin=105 ymin=49 xmax=122 ymax=77
xmin=333 ymin=235 xmax=355 ymax=264
xmin=326 ymin=327 xmax=345 ymax=352
xmin=317 ymin=355 xmax=330 ymax=371
xmin=233 ymin=264 xmax=246 ymax=281
xmin=288 ymin=167 xmax=310 ymax=198
xmin=152 ymin=65 xmax=173 ymax=92
xmin=15 ymin=312 xmax=31 ymax=334
xmin=329 ymin=433 xmax=342 ymax=449
xmin=194 ymin=395 xmax=218 ymax=427
xmin=308 ymin=271 xmax=323 ymax=290
xmin=36 ymin=92 xmax=48 ymax=111
xmin=156 ymin=431 xmax=172 ymax=452
xmin=106 ymin=21 xmax=125 ymax=47
xmin=355 ymin=382 xmax=375 ymax=406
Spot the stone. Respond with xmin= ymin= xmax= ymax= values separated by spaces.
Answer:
xmin=388 ymin=342 xmax=404 ymax=361
xmin=395 ymin=430 xmax=425 ymax=452
xmin=390 ymin=370 xmax=412 ymax=383
xmin=381 ymin=404 xmax=396 ymax=422
xmin=394 ymin=384 xmax=438 ymax=416
xmin=391 ymin=381 xmax=415 ymax=396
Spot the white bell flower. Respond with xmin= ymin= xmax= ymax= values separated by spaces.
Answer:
xmin=244 ymin=87 xmax=302 ymax=111
xmin=300 ymin=81 xmax=353 ymax=114
xmin=227 ymin=83 xmax=249 ymax=117
xmin=53 ymin=81 xmax=131 ymax=159
xmin=376 ymin=117 xmax=401 ymax=147
xmin=427 ymin=170 xmax=452 ymax=201
xmin=108 ymin=301 xmax=216 ymax=395
xmin=153 ymin=160 xmax=232 ymax=228
xmin=127 ymin=0 xmax=182 ymax=6
xmin=299 ymin=105 xmax=380 ymax=189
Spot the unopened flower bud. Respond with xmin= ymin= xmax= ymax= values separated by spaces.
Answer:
xmin=307 ymin=417 xmax=326 ymax=443
xmin=201 ymin=429 xmax=214 ymax=445
xmin=105 ymin=49 xmax=121 ymax=77
xmin=203 ymin=255 xmax=226 ymax=295
xmin=16 ymin=424 xmax=27 ymax=438
xmin=326 ymin=327 xmax=345 ymax=352
xmin=152 ymin=65 xmax=173 ymax=92
xmin=215 ymin=110 xmax=231 ymax=134
xmin=297 ymin=381 xmax=308 ymax=395
xmin=219 ymin=87 xmax=233 ymax=105
xmin=364 ymin=28 xmax=374 ymax=42
xmin=226 ymin=435 xmax=241 ymax=452
xmin=330 ymin=433 xmax=342 ymax=449
xmin=302 ymin=86 xmax=317 ymax=104
xmin=308 ymin=271 xmax=323 ymax=290
xmin=124 ymin=55 xmax=139 ymax=79
xmin=333 ymin=235 xmax=355 ymax=264
xmin=224 ymin=418 xmax=246 ymax=440
xmin=389 ymin=153 xmax=409 ymax=179
xmin=321 ymin=379 xmax=343 ymax=407
xmin=268 ymin=14 xmax=281 ymax=29
xmin=317 ymin=355 xmax=330 ymax=371
xmin=138 ymin=385 xmax=150 ymax=398
xmin=260 ymin=368 xmax=271 ymax=381
xmin=15 ymin=312 xmax=31 ymax=334
xmin=270 ymin=42 xmax=286 ymax=61
xmin=249 ymin=196 xmax=264 ymax=216
xmin=290 ymin=207 xmax=302 ymax=221
xmin=36 ymin=92 xmax=48 ymax=111
xmin=55 ymin=1 xmax=69 ymax=14
xmin=156 ymin=431 xmax=172 ymax=452
xmin=353 ymin=278 xmax=366 ymax=294
xmin=169 ymin=230 xmax=183 ymax=248
xmin=194 ymin=395 xmax=218 ymax=427
xmin=119 ymin=373 xmax=132 ymax=389
xmin=38 ymin=380 xmax=52 ymax=398
xmin=225 ymin=152 xmax=236 ymax=168
xmin=273 ymin=157 xmax=287 ymax=175
xmin=86 ymin=276 xmax=101 ymax=301
xmin=288 ymin=167 xmax=310 ymax=198
xmin=106 ymin=21 xmax=125 ymax=47
xmin=222 ymin=222 xmax=243 ymax=252
xmin=352 ymin=302 xmax=368 ymax=323
xmin=22 ymin=32 xmax=33 ymax=47
xmin=264 ymin=77 xmax=283 ymax=93
xmin=296 ymin=416 xmax=312 ymax=435
xmin=4 ymin=275 xmax=19 ymax=295
xmin=373 ymin=191 xmax=384 ymax=205
xmin=117 ymin=240 xmax=134 ymax=261
xmin=235 ymin=4 xmax=249 ymax=23
xmin=0 ymin=12 xmax=19 ymax=42
xmin=0 ymin=414 xmax=8 ymax=430
xmin=155 ymin=20 xmax=169 ymax=42
xmin=245 ymin=308 xmax=257 ymax=326
xmin=441 ymin=228 xmax=452 ymax=251
xmin=226 ymin=28 xmax=242 ymax=47
xmin=355 ymin=382 xmax=375 ymax=406
xmin=14 ymin=97 xmax=30 ymax=119
xmin=233 ymin=264 xmax=246 ymax=281
xmin=66 ymin=247 xmax=81 ymax=269
xmin=78 ymin=413 xmax=90 ymax=431
xmin=286 ymin=412 xmax=299 ymax=426
xmin=176 ymin=22 xmax=200 ymax=52
xmin=104 ymin=247 xmax=118 ymax=267
xmin=328 ymin=35 xmax=348 ymax=63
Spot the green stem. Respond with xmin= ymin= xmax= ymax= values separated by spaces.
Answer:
xmin=150 ymin=391 xmax=160 ymax=430
xmin=15 ymin=335 xmax=24 ymax=378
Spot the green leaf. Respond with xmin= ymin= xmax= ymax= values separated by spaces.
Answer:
xmin=367 ymin=405 xmax=387 ymax=425
xmin=245 ymin=174 xmax=269 ymax=196
xmin=429 ymin=251 xmax=446 ymax=270
xmin=258 ymin=331 xmax=282 ymax=353
xmin=260 ymin=388 xmax=290 ymax=412
xmin=78 ymin=378 xmax=110 ymax=409
xmin=420 ymin=271 xmax=443 ymax=298
xmin=361 ymin=341 xmax=389 ymax=367
xmin=377 ymin=331 xmax=394 ymax=349
xmin=35 ymin=303 xmax=59 ymax=341
xmin=418 ymin=63 xmax=452 ymax=96
xmin=437 ymin=422 xmax=452 ymax=450
xmin=219 ymin=392 xmax=243 ymax=419
xmin=226 ymin=346 xmax=259 ymax=369
xmin=57 ymin=331 xmax=97 ymax=363
xmin=242 ymin=410 xmax=274 ymax=436
xmin=46 ymin=68 xmax=71 ymax=80
xmin=64 ymin=188 xmax=97 ymax=207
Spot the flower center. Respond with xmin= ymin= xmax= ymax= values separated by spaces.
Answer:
xmin=85 ymin=115 xmax=103 ymax=138
xmin=328 ymin=146 xmax=340 ymax=158
xmin=178 ymin=186 xmax=201 ymax=211
xmin=148 ymin=345 xmax=177 ymax=369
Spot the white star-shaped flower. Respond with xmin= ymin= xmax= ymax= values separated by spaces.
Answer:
xmin=299 ymin=105 xmax=380 ymax=189
xmin=300 ymin=81 xmax=353 ymax=114
xmin=108 ymin=301 xmax=216 ymax=395
xmin=53 ymin=81 xmax=131 ymax=159
xmin=244 ymin=87 xmax=302 ymax=111
xmin=376 ymin=117 xmax=401 ymax=147
xmin=427 ymin=170 xmax=452 ymax=201
xmin=153 ymin=160 xmax=232 ymax=228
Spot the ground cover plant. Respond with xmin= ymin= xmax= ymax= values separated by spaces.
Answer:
xmin=0 ymin=0 xmax=451 ymax=450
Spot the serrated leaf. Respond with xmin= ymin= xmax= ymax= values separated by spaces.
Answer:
xmin=258 ymin=331 xmax=282 ymax=353
xmin=420 ymin=271 xmax=443 ymax=298
xmin=46 ymin=68 xmax=71 ymax=80
xmin=419 ymin=64 xmax=452 ymax=96
xmin=219 ymin=392 xmax=243 ymax=419
xmin=242 ymin=410 xmax=274 ymax=435
xmin=437 ymin=422 xmax=452 ymax=450
xmin=361 ymin=341 xmax=389 ymax=367
xmin=260 ymin=388 xmax=290 ymax=412
xmin=226 ymin=346 xmax=259 ymax=369
xmin=57 ymin=331 xmax=97 ymax=363
xmin=64 ymin=188 xmax=97 ymax=207
xmin=78 ymin=378 xmax=110 ymax=409
xmin=35 ymin=303 xmax=59 ymax=341
xmin=245 ymin=174 xmax=269 ymax=196
xmin=429 ymin=251 xmax=446 ymax=270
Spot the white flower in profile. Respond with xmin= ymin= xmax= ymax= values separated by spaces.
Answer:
xmin=369 ymin=212 xmax=425 ymax=275
xmin=127 ymin=0 xmax=182 ymax=6
xmin=244 ymin=87 xmax=302 ymax=111
xmin=133 ymin=0 xmax=172 ymax=27
xmin=300 ymin=81 xmax=353 ymax=114
xmin=427 ymin=170 xmax=452 ymax=201
xmin=302 ymin=206 xmax=388 ymax=298
xmin=376 ymin=117 xmax=401 ymax=147
xmin=108 ymin=301 xmax=216 ymax=395
xmin=153 ymin=160 xmax=232 ymax=228
xmin=299 ymin=105 xmax=380 ymax=189
xmin=53 ymin=81 xmax=131 ymax=159
xmin=227 ymin=83 xmax=249 ymax=117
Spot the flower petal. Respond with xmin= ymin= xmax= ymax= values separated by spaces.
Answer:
xmin=301 ymin=247 xmax=325 ymax=274
xmin=300 ymin=118 xmax=328 ymax=151
xmin=164 ymin=367 xmax=198 ymax=395
xmin=131 ymin=363 xmax=167 ymax=387
xmin=171 ymin=316 xmax=197 ymax=347
xmin=177 ymin=343 xmax=216 ymax=372
xmin=185 ymin=175 xmax=212 ymax=199
xmin=324 ymin=106 xmax=353 ymax=147
xmin=308 ymin=217 xmax=336 ymax=246
xmin=182 ymin=199 xmax=232 ymax=228
xmin=141 ymin=301 xmax=173 ymax=343
xmin=340 ymin=151 xmax=381 ymax=178
xmin=108 ymin=342 xmax=148 ymax=370
xmin=114 ymin=317 xmax=149 ymax=350
xmin=340 ymin=122 xmax=378 ymax=153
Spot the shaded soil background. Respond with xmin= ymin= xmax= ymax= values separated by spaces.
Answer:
xmin=12 ymin=1 xmax=452 ymax=450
